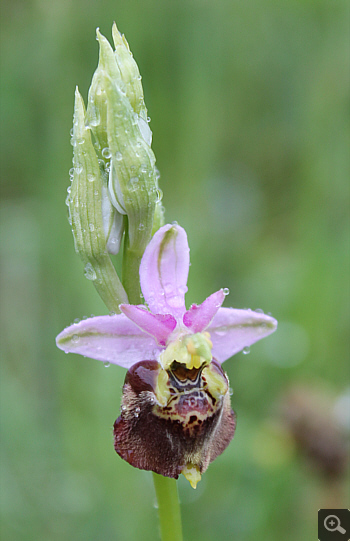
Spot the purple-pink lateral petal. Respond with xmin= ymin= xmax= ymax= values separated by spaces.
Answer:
xmin=183 ymin=289 xmax=226 ymax=333
xmin=56 ymin=314 xmax=161 ymax=369
xmin=140 ymin=224 xmax=190 ymax=318
xmin=207 ymin=308 xmax=278 ymax=363
xmin=120 ymin=304 xmax=177 ymax=346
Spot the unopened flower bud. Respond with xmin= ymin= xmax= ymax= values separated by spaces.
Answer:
xmin=95 ymin=30 xmax=157 ymax=249
xmin=68 ymin=87 xmax=127 ymax=311
xmin=84 ymin=26 xmax=163 ymax=301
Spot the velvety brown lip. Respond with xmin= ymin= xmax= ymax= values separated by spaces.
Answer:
xmin=113 ymin=359 xmax=236 ymax=480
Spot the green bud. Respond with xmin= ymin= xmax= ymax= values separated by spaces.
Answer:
xmin=68 ymin=87 xmax=128 ymax=311
xmin=111 ymin=22 xmax=148 ymax=121
xmin=68 ymin=25 xmax=163 ymax=307
xmin=85 ymin=27 xmax=162 ymax=302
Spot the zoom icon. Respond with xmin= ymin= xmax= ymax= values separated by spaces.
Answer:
xmin=318 ymin=509 xmax=350 ymax=541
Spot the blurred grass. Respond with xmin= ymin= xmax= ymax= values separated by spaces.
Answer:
xmin=0 ymin=1 xmax=349 ymax=540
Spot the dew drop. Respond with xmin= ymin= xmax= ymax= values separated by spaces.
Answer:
xmin=87 ymin=174 xmax=95 ymax=183
xmin=156 ymin=189 xmax=163 ymax=203
xmin=88 ymin=109 xmax=101 ymax=127
xmin=102 ymin=147 xmax=112 ymax=159
xmin=242 ymin=346 xmax=251 ymax=355
xmin=229 ymin=387 xmax=234 ymax=396
xmin=255 ymin=308 xmax=264 ymax=314
xmin=223 ymin=287 xmax=230 ymax=296
xmin=140 ymin=164 xmax=148 ymax=173
xmin=129 ymin=176 xmax=139 ymax=187
xmin=73 ymin=318 xmax=80 ymax=324
xmin=115 ymin=151 xmax=123 ymax=161
xmin=134 ymin=406 xmax=141 ymax=417
xmin=84 ymin=262 xmax=97 ymax=281
xmin=89 ymin=223 xmax=95 ymax=232
xmin=72 ymin=334 xmax=80 ymax=343
xmin=103 ymin=361 xmax=110 ymax=368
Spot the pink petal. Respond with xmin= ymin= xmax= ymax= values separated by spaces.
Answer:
xmin=140 ymin=224 xmax=190 ymax=318
xmin=207 ymin=308 xmax=278 ymax=363
xmin=120 ymin=304 xmax=177 ymax=346
xmin=183 ymin=289 xmax=226 ymax=333
xmin=56 ymin=314 xmax=161 ymax=369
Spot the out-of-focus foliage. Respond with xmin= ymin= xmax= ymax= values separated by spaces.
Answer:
xmin=0 ymin=1 xmax=349 ymax=540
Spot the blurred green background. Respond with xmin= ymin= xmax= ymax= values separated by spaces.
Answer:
xmin=1 ymin=1 xmax=349 ymax=540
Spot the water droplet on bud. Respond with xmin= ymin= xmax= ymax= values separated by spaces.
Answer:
xmin=102 ymin=147 xmax=112 ymax=159
xmin=84 ymin=262 xmax=97 ymax=281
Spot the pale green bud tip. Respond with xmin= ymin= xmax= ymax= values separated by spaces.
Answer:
xmin=73 ymin=87 xmax=86 ymax=138
xmin=111 ymin=22 xmax=146 ymax=119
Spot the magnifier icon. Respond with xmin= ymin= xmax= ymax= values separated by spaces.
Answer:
xmin=324 ymin=515 xmax=346 ymax=534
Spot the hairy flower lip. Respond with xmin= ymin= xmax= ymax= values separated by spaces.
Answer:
xmin=114 ymin=357 xmax=237 ymax=483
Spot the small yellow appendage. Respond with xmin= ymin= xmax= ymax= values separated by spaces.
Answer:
xmin=181 ymin=463 xmax=201 ymax=489
xmin=160 ymin=332 xmax=213 ymax=371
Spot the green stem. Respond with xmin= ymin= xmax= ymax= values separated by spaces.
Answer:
xmin=121 ymin=219 xmax=142 ymax=304
xmin=153 ymin=474 xmax=183 ymax=541
xmin=122 ymin=243 xmax=142 ymax=305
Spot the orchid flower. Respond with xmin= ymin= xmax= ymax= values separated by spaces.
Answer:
xmin=56 ymin=223 xmax=277 ymax=488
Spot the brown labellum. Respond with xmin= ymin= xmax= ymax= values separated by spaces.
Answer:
xmin=113 ymin=359 xmax=236 ymax=479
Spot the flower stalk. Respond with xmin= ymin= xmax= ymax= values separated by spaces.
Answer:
xmin=153 ymin=474 xmax=183 ymax=541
